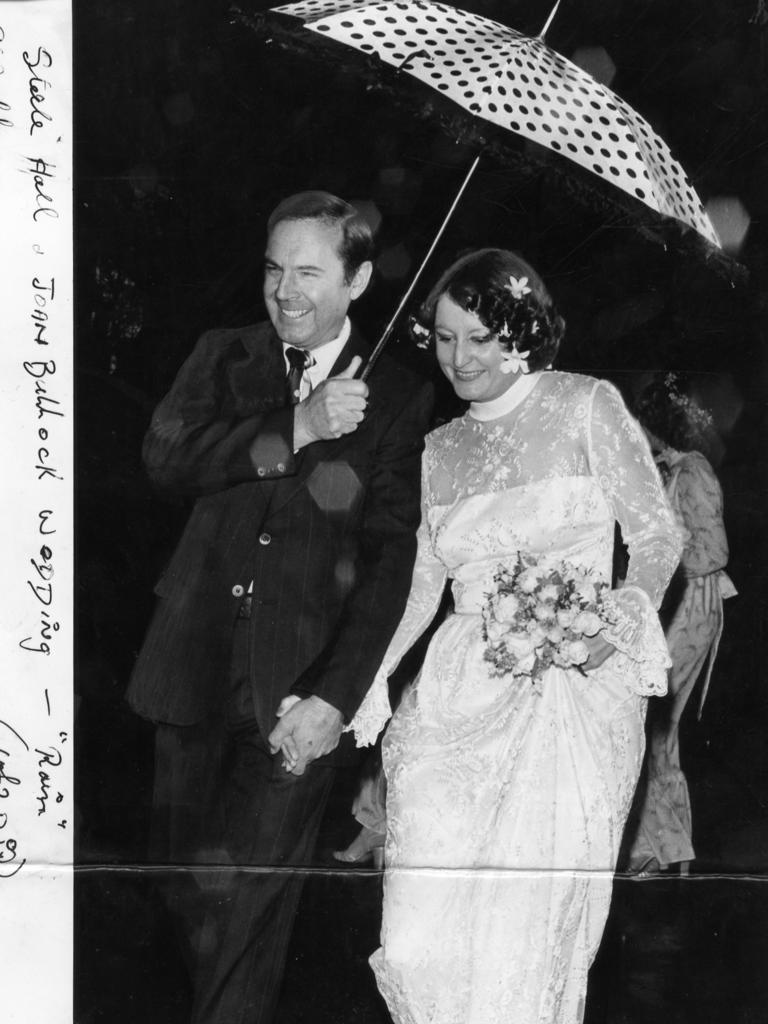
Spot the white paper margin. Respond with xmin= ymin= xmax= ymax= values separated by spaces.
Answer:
xmin=0 ymin=3 xmax=73 ymax=1022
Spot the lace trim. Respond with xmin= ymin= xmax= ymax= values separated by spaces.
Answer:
xmin=602 ymin=586 xmax=670 ymax=696
xmin=344 ymin=666 xmax=392 ymax=747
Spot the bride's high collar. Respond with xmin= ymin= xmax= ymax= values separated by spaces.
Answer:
xmin=468 ymin=371 xmax=543 ymax=422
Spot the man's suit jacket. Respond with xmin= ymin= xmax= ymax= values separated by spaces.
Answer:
xmin=126 ymin=320 xmax=433 ymax=749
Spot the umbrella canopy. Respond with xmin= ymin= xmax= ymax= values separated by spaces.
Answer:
xmin=268 ymin=0 xmax=720 ymax=247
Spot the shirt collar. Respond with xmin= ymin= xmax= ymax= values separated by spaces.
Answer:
xmin=282 ymin=317 xmax=351 ymax=385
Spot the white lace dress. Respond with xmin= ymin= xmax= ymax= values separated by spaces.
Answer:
xmin=348 ymin=370 xmax=682 ymax=1024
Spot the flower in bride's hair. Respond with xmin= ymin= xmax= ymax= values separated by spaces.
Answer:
xmin=506 ymin=275 xmax=532 ymax=300
xmin=409 ymin=317 xmax=431 ymax=349
xmin=500 ymin=344 xmax=531 ymax=376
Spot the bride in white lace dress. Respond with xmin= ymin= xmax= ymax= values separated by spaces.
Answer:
xmin=347 ymin=249 xmax=682 ymax=1024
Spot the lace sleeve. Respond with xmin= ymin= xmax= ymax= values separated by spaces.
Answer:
xmin=588 ymin=379 xmax=683 ymax=695
xmin=346 ymin=451 xmax=448 ymax=746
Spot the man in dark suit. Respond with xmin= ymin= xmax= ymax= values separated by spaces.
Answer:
xmin=127 ymin=191 xmax=433 ymax=1023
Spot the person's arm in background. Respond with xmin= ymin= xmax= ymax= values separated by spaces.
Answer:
xmin=674 ymin=452 xmax=729 ymax=577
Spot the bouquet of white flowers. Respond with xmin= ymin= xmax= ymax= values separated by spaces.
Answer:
xmin=481 ymin=554 xmax=617 ymax=687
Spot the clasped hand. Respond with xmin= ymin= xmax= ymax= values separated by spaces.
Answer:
xmin=293 ymin=355 xmax=368 ymax=448
xmin=268 ymin=695 xmax=344 ymax=776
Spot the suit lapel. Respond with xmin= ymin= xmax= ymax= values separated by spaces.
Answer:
xmin=229 ymin=322 xmax=288 ymax=414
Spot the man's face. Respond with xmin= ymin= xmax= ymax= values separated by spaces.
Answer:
xmin=263 ymin=218 xmax=370 ymax=351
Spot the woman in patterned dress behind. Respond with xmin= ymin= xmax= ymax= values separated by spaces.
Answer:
xmin=625 ymin=373 xmax=736 ymax=875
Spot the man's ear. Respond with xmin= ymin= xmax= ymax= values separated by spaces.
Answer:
xmin=349 ymin=260 xmax=373 ymax=301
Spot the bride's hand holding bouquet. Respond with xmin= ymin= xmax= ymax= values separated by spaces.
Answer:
xmin=482 ymin=554 xmax=618 ymax=687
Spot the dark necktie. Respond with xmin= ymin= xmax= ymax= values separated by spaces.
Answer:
xmin=285 ymin=346 xmax=311 ymax=405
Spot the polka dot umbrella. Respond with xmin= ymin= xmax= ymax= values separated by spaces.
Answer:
xmin=270 ymin=0 xmax=718 ymax=245
xmin=247 ymin=0 xmax=723 ymax=373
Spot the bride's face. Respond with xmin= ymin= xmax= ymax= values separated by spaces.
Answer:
xmin=434 ymin=294 xmax=521 ymax=403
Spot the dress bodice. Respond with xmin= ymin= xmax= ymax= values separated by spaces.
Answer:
xmin=430 ymin=477 xmax=614 ymax=614
xmin=424 ymin=371 xmax=677 ymax=606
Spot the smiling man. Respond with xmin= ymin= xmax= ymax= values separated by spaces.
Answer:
xmin=127 ymin=191 xmax=433 ymax=1024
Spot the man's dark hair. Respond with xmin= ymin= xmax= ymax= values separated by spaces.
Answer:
xmin=267 ymin=191 xmax=375 ymax=282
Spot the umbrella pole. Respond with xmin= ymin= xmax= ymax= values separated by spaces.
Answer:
xmin=537 ymin=0 xmax=563 ymax=41
xmin=361 ymin=152 xmax=482 ymax=381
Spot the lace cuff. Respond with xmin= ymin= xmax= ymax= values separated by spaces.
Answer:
xmin=344 ymin=665 xmax=393 ymax=747
xmin=345 ymin=466 xmax=449 ymax=746
xmin=602 ymin=586 xmax=670 ymax=697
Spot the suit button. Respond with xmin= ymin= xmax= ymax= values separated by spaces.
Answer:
xmin=257 ymin=467 xmax=266 ymax=478
xmin=232 ymin=584 xmax=245 ymax=597
xmin=259 ymin=532 xmax=271 ymax=546
xmin=276 ymin=462 xmax=286 ymax=473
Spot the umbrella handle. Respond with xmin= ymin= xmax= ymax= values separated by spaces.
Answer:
xmin=360 ymin=152 xmax=482 ymax=382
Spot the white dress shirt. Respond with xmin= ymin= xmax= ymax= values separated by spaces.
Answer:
xmin=282 ymin=317 xmax=351 ymax=400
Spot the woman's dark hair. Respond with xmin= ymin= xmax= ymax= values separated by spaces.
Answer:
xmin=633 ymin=373 xmax=714 ymax=453
xmin=267 ymin=190 xmax=375 ymax=283
xmin=411 ymin=248 xmax=565 ymax=372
